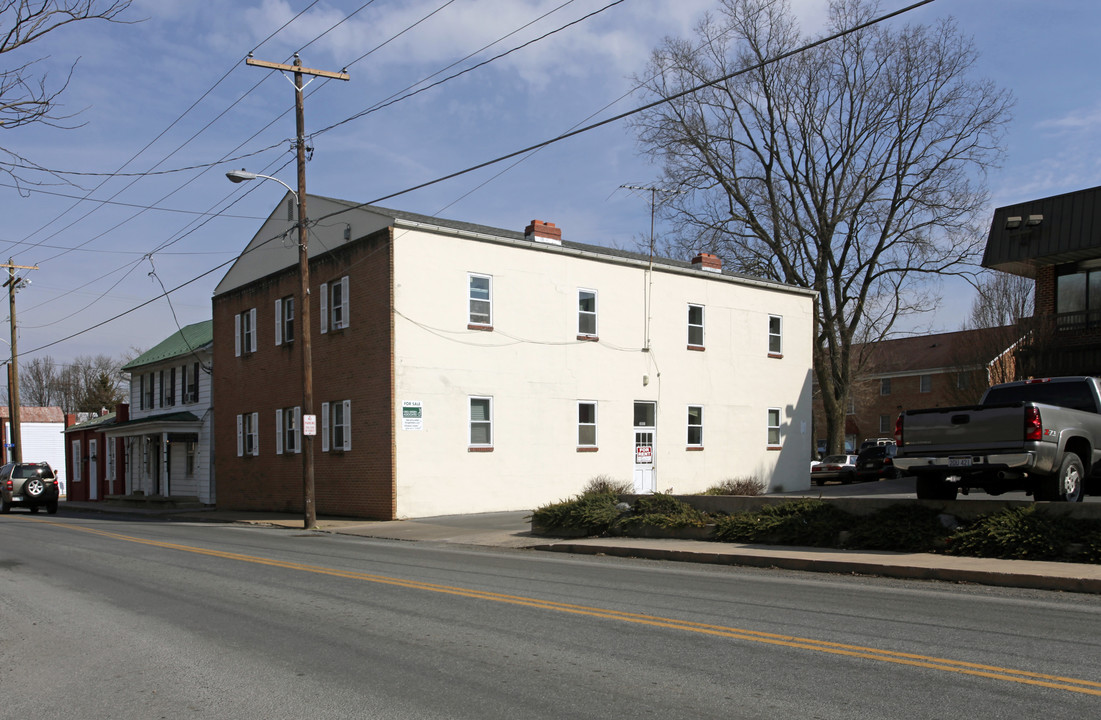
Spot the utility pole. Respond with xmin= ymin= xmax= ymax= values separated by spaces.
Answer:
xmin=243 ymin=54 xmax=348 ymax=530
xmin=3 ymin=260 xmax=38 ymax=464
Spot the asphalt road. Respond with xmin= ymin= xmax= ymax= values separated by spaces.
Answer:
xmin=3 ymin=513 xmax=1101 ymax=719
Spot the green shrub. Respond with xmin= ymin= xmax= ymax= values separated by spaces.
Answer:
xmin=846 ymin=505 xmax=951 ymax=553
xmin=714 ymin=500 xmax=851 ymax=547
xmin=945 ymin=506 xmax=1072 ymax=560
xmin=529 ymin=491 xmax=621 ymax=533
xmin=700 ymin=477 xmax=766 ymax=496
xmin=614 ymin=493 xmax=710 ymax=530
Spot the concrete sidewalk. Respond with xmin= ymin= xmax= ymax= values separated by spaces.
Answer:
xmin=57 ymin=501 xmax=1101 ymax=594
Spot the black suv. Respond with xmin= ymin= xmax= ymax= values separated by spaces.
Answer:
xmin=1 ymin=462 xmax=60 ymax=514
xmin=853 ymin=444 xmax=901 ymax=482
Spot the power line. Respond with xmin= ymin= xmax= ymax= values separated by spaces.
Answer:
xmin=16 ymin=0 xmax=937 ymax=357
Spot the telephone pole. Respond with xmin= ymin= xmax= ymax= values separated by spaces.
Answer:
xmin=3 ymin=260 xmax=38 ymax=464
xmin=243 ymin=54 xmax=348 ymax=530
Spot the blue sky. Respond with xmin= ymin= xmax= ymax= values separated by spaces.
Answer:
xmin=2 ymin=0 xmax=1100 ymax=365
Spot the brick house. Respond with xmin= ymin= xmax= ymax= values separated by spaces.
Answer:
xmin=813 ymin=327 xmax=1018 ymax=454
xmin=63 ymin=406 xmax=128 ymax=501
xmin=102 ymin=321 xmax=214 ymax=503
xmin=212 ymin=195 xmax=816 ymax=519
xmin=983 ymin=184 xmax=1101 ymax=377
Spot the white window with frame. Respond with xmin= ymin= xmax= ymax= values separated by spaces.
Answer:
xmin=768 ymin=314 xmax=782 ymax=356
xmin=468 ymin=273 xmax=492 ymax=327
xmin=687 ymin=405 xmax=704 ymax=447
xmin=957 ymin=372 xmax=971 ymax=390
xmin=879 ymin=414 xmax=892 ymax=434
xmin=321 ymin=400 xmax=352 ymax=452
xmin=920 ymin=374 xmax=932 ymax=393
xmin=275 ymin=296 xmax=295 ymax=345
xmin=578 ymin=289 xmax=597 ymax=337
xmin=72 ymin=440 xmax=82 ymax=483
xmin=320 ymin=277 xmax=350 ymax=333
xmin=235 ymin=308 xmax=257 ymax=356
xmin=767 ymin=408 xmax=782 ymax=448
xmin=881 ymin=378 xmax=892 ymax=395
xmin=184 ymin=362 xmax=200 ymax=404
xmin=469 ymin=396 xmax=493 ymax=448
xmin=275 ymin=407 xmax=302 ymax=455
xmin=160 ymin=367 xmax=176 ymax=407
xmin=687 ymin=304 xmax=704 ymax=348
xmin=236 ymin=412 xmax=259 ymax=457
xmin=847 ymin=394 xmax=855 ymax=415
xmin=577 ymin=401 xmax=597 ymax=448
xmin=142 ymin=373 xmax=155 ymax=410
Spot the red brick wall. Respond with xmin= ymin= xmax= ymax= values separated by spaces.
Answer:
xmin=213 ymin=230 xmax=396 ymax=519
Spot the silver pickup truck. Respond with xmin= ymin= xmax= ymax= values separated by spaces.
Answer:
xmin=894 ymin=376 xmax=1101 ymax=502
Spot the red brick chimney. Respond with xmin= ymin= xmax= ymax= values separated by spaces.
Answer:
xmin=525 ymin=220 xmax=562 ymax=246
xmin=692 ymin=252 xmax=722 ymax=273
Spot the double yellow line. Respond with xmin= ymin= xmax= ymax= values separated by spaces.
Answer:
xmin=41 ymin=519 xmax=1101 ymax=697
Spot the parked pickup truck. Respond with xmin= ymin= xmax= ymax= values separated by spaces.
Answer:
xmin=894 ymin=376 xmax=1101 ymax=502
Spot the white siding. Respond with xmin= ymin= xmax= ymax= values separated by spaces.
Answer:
xmin=391 ymin=229 xmax=814 ymax=518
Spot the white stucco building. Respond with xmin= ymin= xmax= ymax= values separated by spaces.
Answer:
xmin=213 ymin=197 xmax=815 ymax=519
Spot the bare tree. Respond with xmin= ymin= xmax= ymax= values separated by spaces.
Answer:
xmin=967 ymin=272 xmax=1033 ymax=329
xmin=632 ymin=0 xmax=1012 ymax=454
xmin=1 ymin=1 xmax=134 ymax=183
xmin=14 ymin=353 xmax=126 ymax=412
xmin=18 ymin=355 xmax=59 ymax=406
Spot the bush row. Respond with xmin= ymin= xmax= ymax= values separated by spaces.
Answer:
xmin=530 ymin=490 xmax=1101 ymax=564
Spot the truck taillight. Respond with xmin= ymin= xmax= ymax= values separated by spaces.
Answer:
xmin=3 ymin=480 xmax=10 ymax=491
xmin=1025 ymin=406 xmax=1043 ymax=441
xmin=894 ymin=414 xmax=904 ymax=445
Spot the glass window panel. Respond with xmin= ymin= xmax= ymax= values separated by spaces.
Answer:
xmin=1057 ymin=273 xmax=1086 ymax=314
xmin=633 ymin=402 xmax=655 ymax=427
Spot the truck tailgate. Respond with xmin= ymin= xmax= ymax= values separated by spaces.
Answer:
xmin=900 ymin=402 xmax=1027 ymax=455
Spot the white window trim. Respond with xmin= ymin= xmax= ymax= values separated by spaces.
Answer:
xmin=236 ymin=308 xmax=257 ymax=355
xmin=687 ymin=303 xmax=705 ymax=347
xmin=468 ymin=273 xmax=493 ymax=327
xmin=320 ymin=283 xmax=328 ymax=335
xmin=469 ymin=396 xmax=493 ymax=447
xmin=920 ymin=374 xmax=933 ymax=393
xmin=687 ymin=405 xmax=704 ymax=447
xmin=320 ymin=401 xmax=351 ymax=452
xmin=72 ymin=440 xmax=82 ymax=483
xmin=577 ymin=401 xmax=597 ymax=448
xmin=275 ymin=408 xmax=284 ymax=454
xmin=768 ymin=314 xmax=783 ymax=356
xmin=767 ymin=407 xmax=782 ymax=448
xmin=275 ymin=298 xmax=283 ymax=346
xmin=237 ymin=412 xmax=259 ymax=457
xmin=578 ymin=289 xmax=598 ymax=337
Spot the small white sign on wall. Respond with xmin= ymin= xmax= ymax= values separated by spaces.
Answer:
xmin=402 ymin=401 xmax=423 ymax=431
xmin=303 ymin=414 xmax=317 ymax=436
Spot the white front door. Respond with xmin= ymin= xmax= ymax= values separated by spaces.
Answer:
xmin=633 ymin=401 xmax=656 ymax=493
xmin=88 ymin=439 xmax=98 ymax=500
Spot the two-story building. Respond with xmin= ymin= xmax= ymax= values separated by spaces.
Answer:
xmin=983 ymin=184 xmax=1101 ymax=377
xmin=212 ymin=196 xmax=816 ymax=519
xmin=102 ymin=321 xmax=214 ymax=504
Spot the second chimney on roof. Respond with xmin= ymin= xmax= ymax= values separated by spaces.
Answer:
xmin=525 ymin=220 xmax=562 ymax=246
xmin=692 ymin=252 xmax=722 ymax=273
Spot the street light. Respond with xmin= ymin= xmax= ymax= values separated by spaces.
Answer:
xmin=227 ymin=167 xmax=316 ymax=530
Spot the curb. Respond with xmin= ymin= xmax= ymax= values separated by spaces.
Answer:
xmin=533 ymin=542 xmax=1101 ymax=594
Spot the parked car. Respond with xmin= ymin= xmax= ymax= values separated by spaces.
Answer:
xmin=1 ymin=462 xmax=60 ymax=514
xmin=854 ymin=444 xmax=901 ymax=482
xmin=811 ymin=454 xmax=859 ymax=485
xmin=859 ymin=437 xmax=896 ymax=451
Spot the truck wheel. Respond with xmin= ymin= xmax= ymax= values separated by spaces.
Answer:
xmin=24 ymin=478 xmax=45 ymax=498
xmin=46 ymin=501 xmax=58 ymax=515
xmin=916 ymin=476 xmax=957 ymax=501
xmin=1038 ymin=454 xmax=1085 ymax=502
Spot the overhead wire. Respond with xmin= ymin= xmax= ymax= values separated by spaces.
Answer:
xmin=16 ymin=0 xmax=937 ymax=357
